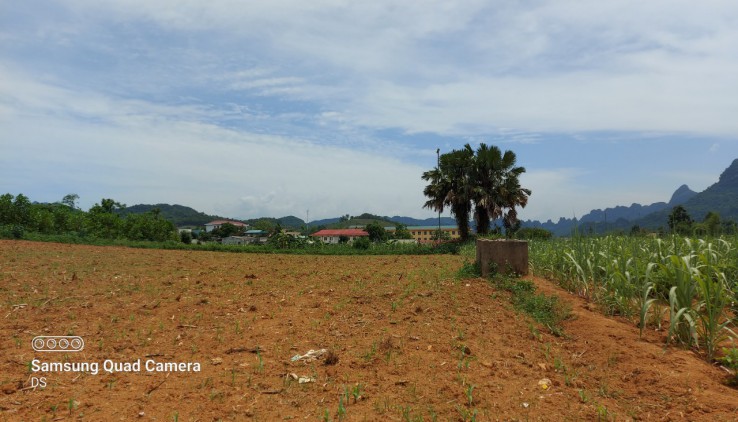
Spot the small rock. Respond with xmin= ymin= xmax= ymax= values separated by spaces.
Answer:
xmin=211 ymin=357 xmax=223 ymax=365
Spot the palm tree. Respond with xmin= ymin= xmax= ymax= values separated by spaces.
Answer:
xmin=423 ymin=143 xmax=531 ymax=240
xmin=473 ymin=144 xmax=529 ymax=234
xmin=470 ymin=143 xmax=531 ymax=236
xmin=421 ymin=148 xmax=474 ymax=240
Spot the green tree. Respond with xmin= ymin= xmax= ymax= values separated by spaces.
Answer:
xmin=61 ymin=193 xmax=79 ymax=210
xmin=180 ymin=231 xmax=192 ymax=244
xmin=430 ymin=229 xmax=451 ymax=241
xmin=211 ymin=222 xmax=242 ymax=238
xmin=0 ymin=193 xmax=15 ymax=224
xmin=703 ymin=211 xmax=722 ymax=236
xmin=393 ymin=223 xmax=412 ymax=239
xmin=123 ymin=209 xmax=177 ymax=241
xmin=87 ymin=198 xmax=125 ymax=238
xmin=365 ymin=221 xmax=387 ymax=242
xmin=12 ymin=194 xmax=32 ymax=226
xmin=422 ymin=148 xmax=474 ymax=240
xmin=422 ymin=144 xmax=530 ymax=240
xmin=668 ymin=205 xmax=693 ymax=235
xmin=353 ymin=236 xmax=371 ymax=249
xmin=469 ymin=143 xmax=531 ymax=236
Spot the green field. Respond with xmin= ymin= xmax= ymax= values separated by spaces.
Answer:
xmin=530 ymin=235 xmax=738 ymax=363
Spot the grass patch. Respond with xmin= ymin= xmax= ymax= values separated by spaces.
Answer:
xmin=494 ymin=275 xmax=570 ymax=336
xmin=456 ymin=261 xmax=481 ymax=279
xmin=455 ymin=259 xmax=571 ymax=336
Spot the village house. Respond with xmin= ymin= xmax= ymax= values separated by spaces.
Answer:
xmin=310 ymin=228 xmax=369 ymax=244
xmin=407 ymin=225 xmax=460 ymax=243
xmin=204 ymin=220 xmax=249 ymax=233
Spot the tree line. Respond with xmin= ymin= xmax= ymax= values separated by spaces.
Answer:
xmin=0 ymin=193 xmax=177 ymax=242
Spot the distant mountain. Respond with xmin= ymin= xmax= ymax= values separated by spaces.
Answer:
xmin=668 ymin=184 xmax=698 ymax=206
xmin=523 ymin=159 xmax=737 ymax=235
xmin=308 ymin=213 xmax=456 ymax=228
xmin=276 ymin=216 xmax=306 ymax=228
xmin=118 ymin=204 xmax=224 ymax=227
xmin=243 ymin=216 xmax=306 ymax=229
xmin=120 ymin=205 xmax=452 ymax=230
xmin=521 ymin=186 xmax=686 ymax=236
xmin=578 ymin=202 xmax=668 ymax=224
xmin=636 ymin=159 xmax=738 ymax=228
xmin=308 ymin=217 xmax=340 ymax=227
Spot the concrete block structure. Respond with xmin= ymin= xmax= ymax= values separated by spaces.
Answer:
xmin=476 ymin=239 xmax=529 ymax=276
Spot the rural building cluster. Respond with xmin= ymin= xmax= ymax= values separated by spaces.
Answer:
xmin=184 ymin=220 xmax=461 ymax=245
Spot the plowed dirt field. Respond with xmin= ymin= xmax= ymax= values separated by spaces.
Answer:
xmin=1 ymin=241 xmax=736 ymax=421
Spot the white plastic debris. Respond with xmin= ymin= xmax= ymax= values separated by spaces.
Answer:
xmin=290 ymin=349 xmax=328 ymax=362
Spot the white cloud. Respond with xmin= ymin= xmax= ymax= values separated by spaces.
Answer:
xmin=0 ymin=70 xmax=431 ymax=220
xmin=4 ymin=1 xmax=738 ymax=222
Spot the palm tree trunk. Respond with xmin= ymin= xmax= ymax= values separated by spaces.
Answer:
xmin=453 ymin=203 xmax=471 ymax=241
xmin=474 ymin=205 xmax=490 ymax=235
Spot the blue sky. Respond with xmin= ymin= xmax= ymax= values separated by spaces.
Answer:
xmin=2 ymin=1 xmax=738 ymax=222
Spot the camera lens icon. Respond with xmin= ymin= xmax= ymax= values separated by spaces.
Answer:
xmin=32 ymin=336 xmax=85 ymax=352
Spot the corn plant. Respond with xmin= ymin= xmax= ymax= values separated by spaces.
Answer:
xmin=530 ymin=235 xmax=737 ymax=360
xmin=694 ymin=263 xmax=731 ymax=360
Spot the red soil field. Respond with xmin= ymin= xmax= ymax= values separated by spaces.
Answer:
xmin=1 ymin=240 xmax=736 ymax=421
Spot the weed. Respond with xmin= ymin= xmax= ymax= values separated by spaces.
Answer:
xmin=578 ymin=389 xmax=589 ymax=403
xmin=456 ymin=261 xmax=481 ymax=279
xmin=553 ymin=356 xmax=565 ymax=372
xmin=256 ymin=350 xmax=264 ymax=373
xmin=351 ymin=383 xmax=363 ymax=403
xmin=596 ymin=403 xmax=610 ymax=420
xmin=456 ymin=405 xmax=478 ymax=422
xmin=720 ymin=346 xmax=738 ymax=385
xmin=465 ymin=384 xmax=475 ymax=406
xmin=362 ymin=342 xmax=377 ymax=362
xmin=337 ymin=395 xmax=346 ymax=421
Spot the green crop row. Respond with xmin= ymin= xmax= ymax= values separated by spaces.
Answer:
xmin=530 ymin=235 xmax=738 ymax=361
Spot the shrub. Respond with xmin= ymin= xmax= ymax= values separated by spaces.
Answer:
xmin=180 ymin=231 xmax=192 ymax=244
xmin=11 ymin=224 xmax=24 ymax=239
xmin=353 ymin=237 xmax=371 ymax=250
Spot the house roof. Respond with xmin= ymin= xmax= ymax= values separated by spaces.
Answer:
xmin=407 ymin=225 xmax=458 ymax=230
xmin=205 ymin=220 xmax=247 ymax=227
xmin=245 ymin=230 xmax=267 ymax=234
xmin=311 ymin=229 xmax=369 ymax=237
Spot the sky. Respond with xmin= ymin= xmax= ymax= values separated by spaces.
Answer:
xmin=2 ymin=1 xmax=738 ymax=222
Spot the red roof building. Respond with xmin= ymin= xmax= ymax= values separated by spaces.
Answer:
xmin=204 ymin=220 xmax=249 ymax=232
xmin=311 ymin=229 xmax=369 ymax=244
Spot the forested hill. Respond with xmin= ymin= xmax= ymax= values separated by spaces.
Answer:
xmin=118 ymin=204 xmax=223 ymax=227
